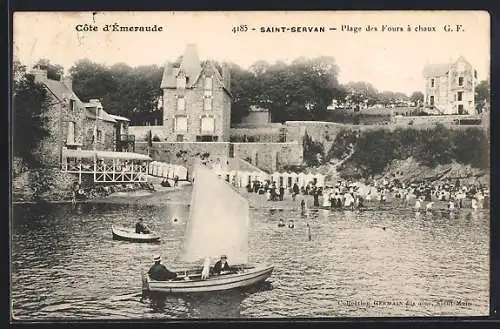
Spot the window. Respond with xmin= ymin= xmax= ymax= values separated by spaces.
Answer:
xmin=196 ymin=135 xmax=218 ymax=142
xmin=174 ymin=116 xmax=187 ymax=133
xmin=177 ymin=75 xmax=186 ymax=89
xmin=429 ymin=96 xmax=434 ymax=106
xmin=474 ymin=70 xmax=478 ymax=79
xmin=431 ymin=79 xmax=435 ymax=88
xmin=204 ymin=77 xmax=213 ymax=90
xmin=176 ymin=134 xmax=184 ymax=142
xmin=458 ymin=104 xmax=464 ymax=114
xmin=69 ymin=99 xmax=76 ymax=112
xmin=66 ymin=121 xmax=75 ymax=144
xmin=204 ymin=77 xmax=213 ymax=97
xmin=200 ymin=116 xmax=215 ymax=134
xmin=177 ymin=97 xmax=185 ymax=111
xmin=97 ymin=130 xmax=103 ymax=143
xmin=204 ymin=97 xmax=212 ymax=111
xmin=458 ymin=77 xmax=464 ymax=86
xmin=457 ymin=92 xmax=463 ymax=101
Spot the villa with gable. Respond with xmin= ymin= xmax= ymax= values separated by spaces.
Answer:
xmin=130 ymin=44 xmax=305 ymax=174
xmin=423 ymin=56 xmax=477 ymax=115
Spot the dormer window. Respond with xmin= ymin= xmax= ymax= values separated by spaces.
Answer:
xmin=431 ymin=79 xmax=435 ymax=88
xmin=458 ymin=77 xmax=464 ymax=86
xmin=204 ymin=77 xmax=213 ymax=97
xmin=177 ymin=75 xmax=186 ymax=89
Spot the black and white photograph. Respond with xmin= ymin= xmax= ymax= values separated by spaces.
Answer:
xmin=11 ymin=11 xmax=490 ymax=319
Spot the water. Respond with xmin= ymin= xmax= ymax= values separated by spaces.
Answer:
xmin=11 ymin=202 xmax=489 ymax=319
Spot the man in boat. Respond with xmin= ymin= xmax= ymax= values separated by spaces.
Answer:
xmin=212 ymin=255 xmax=233 ymax=275
xmin=148 ymin=255 xmax=177 ymax=281
xmin=135 ymin=218 xmax=151 ymax=234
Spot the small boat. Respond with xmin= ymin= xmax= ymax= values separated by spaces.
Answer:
xmin=143 ymin=163 xmax=273 ymax=294
xmin=142 ymin=264 xmax=273 ymax=293
xmin=111 ymin=225 xmax=160 ymax=243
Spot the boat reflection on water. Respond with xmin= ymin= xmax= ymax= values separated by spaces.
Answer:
xmin=142 ymin=281 xmax=273 ymax=318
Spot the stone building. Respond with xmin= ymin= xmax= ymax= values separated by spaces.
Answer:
xmin=240 ymin=105 xmax=271 ymax=126
xmin=31 ymin=67 xmax=87 ymax=166
xmin=160 ymin=43 xmax=232 ymax=142
xmin=29 ymin=68 xmax=134 ymax=166
xmin=423 ymin=56 xmax=477 ymax=115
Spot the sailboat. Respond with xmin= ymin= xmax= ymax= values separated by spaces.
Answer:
xmin=142 ymin=164 xmax=274 ymax=293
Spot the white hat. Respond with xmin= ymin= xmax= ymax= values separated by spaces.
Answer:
xmin=153 ymin=255 xmax=161 ymax=262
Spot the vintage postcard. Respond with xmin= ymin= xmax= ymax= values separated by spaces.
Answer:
xmin=11 ymin=11 xmax=490 ymax=320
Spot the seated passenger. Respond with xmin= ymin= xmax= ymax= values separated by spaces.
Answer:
xmin=212 ymin=255 xmax=232 ymax=275
xmin=148 ymin=255 xmax=177 ymax=281
xmin=135 ymin=218 xmax=150 ymax=234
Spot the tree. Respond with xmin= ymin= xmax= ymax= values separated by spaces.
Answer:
xmin=409 ymin=91 xmax=424 ymax=106
xmin=228 ymin=62 xmax=258 ymax=124
xmin=344 ymin=81 xmax=380 ymax=109
xmin=303 ymin=133 xmax=324 ymax=167
xmin=33 ymin=58 xmax=64 ymax=80
xmin=12 ymin=61 xmax=51 ymax=168
xmin=379 ymin=90 xmax=396 ymax=106
xmin=258 ymin=56 xmax=343 ymax=122
xmin=475 ymin=80 xmax=490 ymax=112
xmin=69 ymin=60 xmax=163 ymax=123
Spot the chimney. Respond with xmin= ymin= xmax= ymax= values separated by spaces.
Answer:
xmin=30 ymin=67 xmax=48 ymax=83
xmin=62 ymin=75 xmax=73 ymax=90
xmin=222 ymin=63 xmax=231 ymax=92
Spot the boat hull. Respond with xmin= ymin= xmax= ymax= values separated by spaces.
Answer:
xmin=111 ymin=225 xmax=160 ymax=243
xmin=143 ymin=265 xmax=274 ymax=293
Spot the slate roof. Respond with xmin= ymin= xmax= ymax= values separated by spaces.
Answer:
xmin=43 ymin=79 xmax=81 ymax=102
xmin=180 ymin=43 xmax=202 ymax=87
xmin=108 ymin=114 xmax=131 ymax=122
xmin=160 ymin=44 xmax=231 ymax=97
xmin=84 ymin=105 xmax=117 ymax=123
xmin=422 ymin=63 xmax=451 ymax=78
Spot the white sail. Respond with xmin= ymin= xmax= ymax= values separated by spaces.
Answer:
xmin=180 ymin=164 xmax=249 ymax=265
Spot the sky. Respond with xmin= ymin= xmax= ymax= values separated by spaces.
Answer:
xmin=13 ymin=11 xmax=490 ymax=95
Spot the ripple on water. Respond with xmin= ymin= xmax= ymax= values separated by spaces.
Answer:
xmin=11 ymin=203 xmax=489 ymax=319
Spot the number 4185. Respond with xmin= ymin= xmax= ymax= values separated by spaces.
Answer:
xmin=232 ymin=25 xmax=248 ymax=33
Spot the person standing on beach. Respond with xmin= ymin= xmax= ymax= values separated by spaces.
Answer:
xmin=292 ymin=183 xmax=299 ymax=201
xmin=414 ymin=199 xmax=421 ymax=212
xmin=448 ymin=199 xmax=455 ymax=212
xmin=313 ymin=189 xmax=320 ymax=207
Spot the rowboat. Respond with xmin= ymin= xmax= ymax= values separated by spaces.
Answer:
xmin=143 ymin=264 xmax=274 ymax=293
xmin=111 ymin=225 xmax=160 ymax=243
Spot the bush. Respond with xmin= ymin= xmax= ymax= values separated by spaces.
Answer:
xmin=338 ymin=125 xmax=489 ymax=179
xmin=303 ymin=133 xmax=324 ymax=167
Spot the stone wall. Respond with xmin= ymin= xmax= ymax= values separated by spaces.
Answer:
xmin=129 ymin=125 xmax=168 ymax=142
xmin=232 ymin=142 xmax=303 ymax=173
xmin=82 ymin=119 xmax=116 ymax=151
xmin=390 ymin=114 xmax=484 ymax=126
xmin=285 ymin=121 xmax=353 ymax=147
xmin=135 ymin=141 xmax=230 ymax=173
xmin=35 ymin=103 xmax=64 ymax=167
xmin=241 ymin=111 xmax=271 ymax=126
xmin=230 ymin=124 xmax=304 ymax=143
